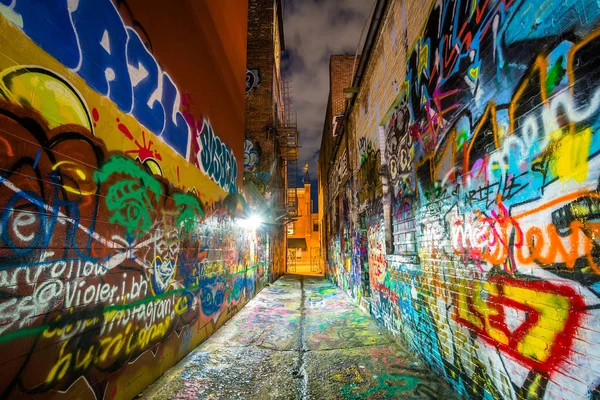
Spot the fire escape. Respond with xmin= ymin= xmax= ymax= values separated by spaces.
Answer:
xmin=275 ymin=78 xmax=299 ymax=224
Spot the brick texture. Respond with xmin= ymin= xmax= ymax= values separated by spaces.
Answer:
xmin=318 ymin=54 xmax=358 ymax=267
xmin=320 ymin=0 xmax=600 ymax=399
xmin=0 ymin=1 xmax=279 ymax=399
xmin=245 ymin=0 xmax=287 ymax=276
xmin=246 ymin=0 xmax=277 ymax=170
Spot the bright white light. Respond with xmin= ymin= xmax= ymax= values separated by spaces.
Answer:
xmin=239 ymin=214 xmax=263 ymax=230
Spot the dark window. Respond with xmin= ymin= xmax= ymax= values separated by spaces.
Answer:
xmin=392 ymin=196 xmax=417 ymax=255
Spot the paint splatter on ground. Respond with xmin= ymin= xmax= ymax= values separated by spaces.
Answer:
xmin=140 ymin=275 xmax=458 ymax=399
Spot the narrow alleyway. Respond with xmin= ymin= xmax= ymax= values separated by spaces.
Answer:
xmin=140 ymin=276 xmax=457 ymax=399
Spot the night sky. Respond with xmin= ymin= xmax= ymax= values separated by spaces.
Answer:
xmin=282 ymin=0 xmax=377 ymax=212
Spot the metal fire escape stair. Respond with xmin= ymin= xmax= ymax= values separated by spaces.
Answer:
xmin=274 ymin=78 xmax=299 ymax=224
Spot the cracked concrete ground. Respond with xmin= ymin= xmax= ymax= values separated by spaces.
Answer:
xmin=139 ymin=275 xmax=458 ymax=399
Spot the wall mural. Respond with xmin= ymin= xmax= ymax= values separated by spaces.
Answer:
xmin=243 ymin=138 xmax=270 ymax=194
xmin=245 ymin=68 xmax=260 ymax=96
xmin=327 ymin=0 xmax=600 ymax=399
xmin=0 ymin=3 xmax=272 ymax=400
xmin=0 ymin=0 xmax=237 ymax=194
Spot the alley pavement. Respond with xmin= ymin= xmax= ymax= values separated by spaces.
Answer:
xmin=140 ymin=275 xmax=458 ymax=399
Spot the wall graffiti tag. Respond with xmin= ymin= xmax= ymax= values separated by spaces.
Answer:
xmin=325 ymin=1 xmax=600 ymax=399
xmin=246 ymin=68 xmax=260 ymax=95
xmin=0 ymin=4 xmax=268 ymax=399
xmin=0 ymin=0 xmax=237 ymax=193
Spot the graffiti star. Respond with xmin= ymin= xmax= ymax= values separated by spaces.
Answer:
xmin=126 ymin=130 xmax=163 ymax=163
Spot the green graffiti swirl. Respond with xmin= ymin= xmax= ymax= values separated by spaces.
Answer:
xmin=95 ymin=155 xmax=163 ymax=237
xmin=173 ymin=192 xmax=204 ymax=233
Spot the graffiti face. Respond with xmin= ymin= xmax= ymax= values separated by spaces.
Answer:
xmin=385 ymin=99 xmax=412 ymax=192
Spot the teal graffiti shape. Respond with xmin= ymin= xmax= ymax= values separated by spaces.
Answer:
xmin=95 ymin=155 xmax=163 ymax=237
xmin=341 ymin=374 xmax=419 ymax=399
xmin=173 ymin=192 xmax=204 ymax=233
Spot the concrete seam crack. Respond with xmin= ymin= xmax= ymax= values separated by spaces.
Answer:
xmin=294 ymin=277 xmax=309 ymax=400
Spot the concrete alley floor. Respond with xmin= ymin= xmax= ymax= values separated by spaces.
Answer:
xmin=140 ymin=275 xmax=458 ymax=400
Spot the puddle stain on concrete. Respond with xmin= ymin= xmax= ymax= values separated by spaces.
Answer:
xmin=139 ymin=275 xmax=458 ymax=399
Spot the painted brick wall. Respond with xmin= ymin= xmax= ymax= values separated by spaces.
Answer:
xmin=246 ymin=0 xmax=277 ymax=173
xmin=324 ymin=0 xmax=600 ymax=398
xmin=244 ymin=0 xmax=287 ymax=279
xmin=319 ymin=55 xmax=358 ymax=265
xmin=0 ymin=1 xmax=277 ymax=399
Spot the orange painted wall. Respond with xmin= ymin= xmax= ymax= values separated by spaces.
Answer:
xmin=0 ymin=1 xmax=277 ymax=400
xmin=121 ymin=0 xmax=248 ymax=186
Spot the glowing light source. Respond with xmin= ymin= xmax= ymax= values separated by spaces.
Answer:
xmin=239 ymin=214 xmax=263 ymax=230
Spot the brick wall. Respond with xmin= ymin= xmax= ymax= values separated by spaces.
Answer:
xmin=319 ymin=54 xmax=360 ymax=222
xmin=330 ymin=55 xmax=357 ymax=118
xmin=318 ymin=55 xmax=357 ymax=258
xmin=322 ymin=0 xmax=600 ymax=399
xmin=246 ymin=0 xmax=277 ymax=172
xmin=319 ymin=55 xmax=357 ymax=173
xmin=0 ymin=1 xmax=275 ymax=399
xmin=244 ymin=0 xmax=287 ymax=278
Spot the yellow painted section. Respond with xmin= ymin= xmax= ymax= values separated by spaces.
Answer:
xmin=0 ymin=16 xmax=226 ymax=203
xmin=469 ymin=66 xmax=479 ymax=81
xmin=505 ymin=285 xmax=570 ymax=363
xmin=0 ymin=66 xmax=93 ymax=130
xmin=551 ymin=127 xmax=592 ymax=184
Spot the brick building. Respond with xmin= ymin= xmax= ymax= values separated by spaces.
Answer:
xmin=287 ymin=167 xmax=322 ymax=275
xmin=245 ymin=0 xmax=298 ymax=276
xmin=319 ymin=0 xmax=600 ymax=399
xmin=318 ymin=54 xmax=358 ymax=275
xmin=245 ymin=0 xmax=286 ymax=168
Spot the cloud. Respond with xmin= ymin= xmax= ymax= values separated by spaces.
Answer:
xmin=282 ymin=0 xmax=376 ymax=190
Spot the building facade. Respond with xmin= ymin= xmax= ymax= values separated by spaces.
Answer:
xmin=287 ymin=170 xmax=322 ymax=275
xmin=318 ymin=54 xmax=358 ymax=280
xmin=245 ymin=0 xmax=298 ymax=277
xmin=0 ymin=1 xmax=281 ymax=399
xmin=319 ymin=0 xmax=600 ymax=399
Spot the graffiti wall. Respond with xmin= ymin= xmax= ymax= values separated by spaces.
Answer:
xmin=326 ymin=0 xmax=600 ymax=399
xmin=0 ymin=2 xmax=271 ymax=399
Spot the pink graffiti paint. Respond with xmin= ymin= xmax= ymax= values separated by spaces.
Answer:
xmin=92 ymin=108 xmax=99 ymax=127
xmin=125 ymin=131 xmax=162 ymax=163
xmin=0 ymin=136 xmax=14 ymax=157
xmin=117 ymin=120 xmax=134 ymax=140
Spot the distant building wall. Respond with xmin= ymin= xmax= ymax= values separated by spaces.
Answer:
xmin=245 ymin=0 xmax=285 ymax=171
xmin=287 ymin=182 xmax=322 ymax=275
xmin=318 ymin=54 xmax=358 ymax=279
xmin=319 ymin=55 xmax=358 ymax=182
xmin=0 ymin=1 xmax=278 ymax=399
xmin=321 ymin=0 xmax=600 ymax=399
xmin=245 ymin=0 xmax=287 ymax=279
